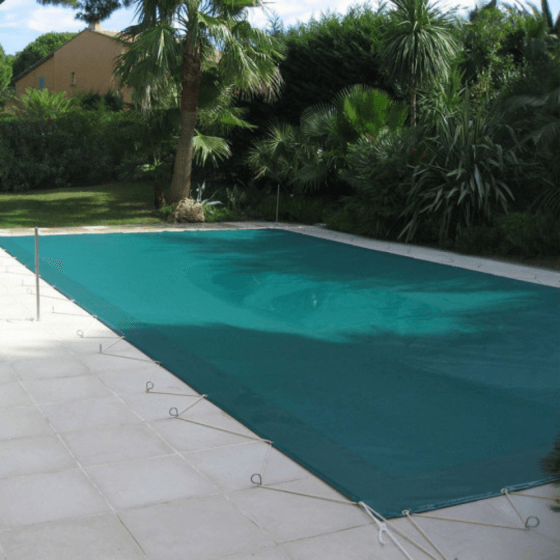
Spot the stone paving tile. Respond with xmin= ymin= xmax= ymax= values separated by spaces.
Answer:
xmin=227 ymin=478 xmax=369 ymax=544
xmin=0 ymin=514 xmax=148 ymax=560
xmin=41 ymin=395 xmax=141 ymax=434
xmin=23 ymin=375 xmax=113 ymax=405
xmin=61 ymin=423 xmax=174 ymax=466
xmin=0 ymin=470 xmax=109 ymax=529
xmin=0 ymin=435 xmax=75 ymax=480
xmin=85 ymin=455 xmax=219 ymax=509
xmin=0 ymin=405 xmax=52 ymax=441
xmin=120 ymin=495 xmax=276 ymax=560
xmin=184 ymin=442 xmax=309 ymax=492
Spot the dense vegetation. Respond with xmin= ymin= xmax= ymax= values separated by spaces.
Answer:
xmin=1 ymin=0 xmax=559 ymax=260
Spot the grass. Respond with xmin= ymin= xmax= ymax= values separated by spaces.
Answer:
xmin=0 ymin=183 xmax=164 ymax=229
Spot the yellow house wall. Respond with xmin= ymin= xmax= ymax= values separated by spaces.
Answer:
xmin=15 ymin=56 xmax=55 ymax=96
xmin=15 ymin=30 xmax=132 ymax=103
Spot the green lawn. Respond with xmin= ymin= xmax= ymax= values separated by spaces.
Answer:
xmin=0 ymin=183 xmax=165 ymax=229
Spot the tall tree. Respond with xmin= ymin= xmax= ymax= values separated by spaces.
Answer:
xmin=36 ymin=0 xmax=133 ymax=25
xmin=116 ymin=0 xmax=283 ymax=203
xmin=11 ymin=32 xmax=76 ymax=79
xmin=380 ymin=0 xmax=458 ymax=126
xmin=0 ymin=44 xmax=12 ymax=94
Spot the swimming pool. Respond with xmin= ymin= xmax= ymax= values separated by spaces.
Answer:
xmin=2 ymin=228 xmax=558 ymax=517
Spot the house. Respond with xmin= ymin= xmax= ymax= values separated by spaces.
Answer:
xmin=13 ymin=22 xmax=133 ymax=103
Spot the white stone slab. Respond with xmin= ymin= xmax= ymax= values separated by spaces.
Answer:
xmin=12 ymin=355 xmax=91 ymax=380
xmin=23 ymin=375 xmax=112 ymax=404
xmin=215 ymin=547 xmax=291 ymax=560
xmin=0 ymin=435 xmax=75 ymax=479
xmin=0 ymin=381 xmax=33 ymax=408
xmin=0 ymin=405 xmax=52 ymax=440
xmin=0 ymin=469 xmax=109 ymax=529
xmin=0 ymin=514 xmax=147 ymax=560
xmin=150 ymin=412 xmax=259 ymax=452
xmin=62 ymin=423 xmax=174 ymax=466
xmin=282 ymin=524 xmax=420 ymax=560
xmin=120 ymin=495 xmax=275 ymax=560
xmin=228 ymin=478 xmax=369 ymax=543
xmin=42 ymin=395 xmax=141 ymax=433
xmin=86 ymin=455 xmax=219 ymax=509
xmin=185 ymin=442 xmax=309 ymax=491
xmin=0 ymin=362 xmax=16 ymax=384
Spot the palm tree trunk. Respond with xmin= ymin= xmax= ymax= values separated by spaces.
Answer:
xmin=169 ymin=35 xmax=201 ymax=203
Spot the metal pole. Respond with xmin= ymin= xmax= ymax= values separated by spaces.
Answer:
xmin=34 ymin=227 xmax=40 ymax=321
xmin=275 ymin=184 xmax=280 ymax=225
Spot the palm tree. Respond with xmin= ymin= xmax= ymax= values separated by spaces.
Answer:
xmin=117 ymin=0 xmax=283 ymax=203
xmin=380 ymin=0 xmax=458 ymax=126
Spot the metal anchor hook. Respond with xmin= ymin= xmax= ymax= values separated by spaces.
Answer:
xmin=525 ymin=516 xmax=540 ymax=528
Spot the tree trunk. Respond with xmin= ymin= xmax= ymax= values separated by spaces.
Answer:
xmin=169 ymin=35 xmax=201 ymax=203
xmin=153 ymin=177 xmax=166 ymax=209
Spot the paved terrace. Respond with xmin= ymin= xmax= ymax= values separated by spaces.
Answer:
xmin=0 ymin=223 xmax=559 ymax=560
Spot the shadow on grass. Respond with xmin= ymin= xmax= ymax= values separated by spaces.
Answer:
xmin=0 ymin=182 xmax=162 ymax=228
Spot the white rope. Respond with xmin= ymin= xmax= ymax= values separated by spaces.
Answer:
xmin=402 ymin=510 xmax=449 ymax=560
xmin=256 ymin=484 xmax=356 ymax=506
xmin=413 ymin=512 xmax=529 ymax=531
xmin=99 ymin=336 xmax=126 ymax=353
xmin=501 ymin=488 xmax=540 ymax=528
xmin=172 ymin=415 xmax=271 ymax=444
xmin=359 ymin=503 xmax=415 ymax=560
xmin=169 ymin=394 xmax=208 ymax=417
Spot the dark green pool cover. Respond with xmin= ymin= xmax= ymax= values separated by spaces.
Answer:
xmin=2 ymin=229 xmax=559 ymax=517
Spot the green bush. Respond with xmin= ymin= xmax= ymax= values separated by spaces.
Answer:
xmin=341 ymin=129 xmax=419 ymax=239
xmin=324 ymin=207 xmax=369 ymax=235
xmin=453 ymin=224 xmax=503 ymax=255
xmin=0 ymin=110 xmax=143 ymax=192
xmin=498 ymin=212 xmax=560 ymax=257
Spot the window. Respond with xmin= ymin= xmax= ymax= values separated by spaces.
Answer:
xmin=38 ymin=76 xmax=45 ymax=90
xmin=71 ymin=72 xmax=76 ymax=86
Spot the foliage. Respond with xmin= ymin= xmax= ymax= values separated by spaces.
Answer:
xmin=0 ymin=110 xmax=140 ymax=192
xmin=453 ymin=224 xmax=503 ymax=255
xmin=0 ymin=44 xmax=12 ymax=94
xmin=248 ymin=86 xmax=407 ymax=195
xmin=258 ymin=5 xmax=392 ymax=125
xmin=116 ymin=0 xmax=284 ymax=203
xmin=12 ymin=88 xmax=78 ymax=119
xmin=35 ymin=0 xmax=133 ymax=24
xmin=401 ymin=99 xmax=517 ymax=243
xmin=74 ymin=90 xmax=124 ymax=111
xmin=11 ymin=32 xmax=76 ymax=79
xmin=341 ymin=128 xmax=421 ymax=239
xmin=381 ymin=0 xmax=458 ymax=126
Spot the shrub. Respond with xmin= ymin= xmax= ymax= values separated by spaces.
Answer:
xmin=0 ymin=112 xmax=114 ymax=192
xmin=498 ymin=212 xmax=560 ymax=257
xmin=341 ymin=128 xmax=420 ymax=239
xmin=401 ymin=101 xmax=517 ymax=243
xmin=453 ymin=224 xmax=503 ymax=255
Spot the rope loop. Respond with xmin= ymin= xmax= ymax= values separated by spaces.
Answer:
xmin=169 ymin=407 xmax=179 ymax=417
xmin=251 ymin=473 xmax=263 ymax=486
xmin=145 ymin=381 xmax=154 ymax=392
xmin=378 ymin=523 xmax=388 ymax=545
xmin=77 ymin=329 xmax=84 ymax=338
